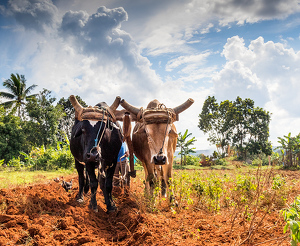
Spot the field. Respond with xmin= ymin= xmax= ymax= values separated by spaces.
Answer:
xmin=0 ymin=165 xmax=299 ymax=245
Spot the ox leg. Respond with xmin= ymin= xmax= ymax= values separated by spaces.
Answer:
xmin=84 ymin=167 xmax=90 ymax=194
xmin=162 ymin=165 xmax=176 ymax=204
xmin=99 ymin=161 xmax=117 ymax=213
xmin=75 ymin=160 xmax=85 ymax=203
xmin=143 ymin=164 xmax=153 ymax=196
xmin=86 ymin=164 xmax=98 ymax=212
xmin=147 ymin=173 xmax=158 ymax=197
xmin=143 ymin=162 xmax=158 ymax=197
xmin=143 ymin=165 xmax=150 ymax=193
xmin=161 ymin=166 xmax=169 ymax=198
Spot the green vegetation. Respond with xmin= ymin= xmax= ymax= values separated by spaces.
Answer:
xmin=137 ymin=165 xmax=290 ymax=244
xmin=282 ymin=196 xmax=300 ymax=245
xmin=0 ymin=169 xmax=75 ymax=189
xmin=198 ymin=96 xmax=272 ymax=159
xmin=176 ymin=129 xmax=196 ymax=166
xmin=0 ymin=73 xmax=37 ymax=118
xmin=0 ymin=73 xmax=86 ymax=168
xmin=277 ymin=133 xmax=300 ymax=168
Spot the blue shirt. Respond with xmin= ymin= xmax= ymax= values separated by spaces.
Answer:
xmin=117 ymin=142 xmax=128 ymax=162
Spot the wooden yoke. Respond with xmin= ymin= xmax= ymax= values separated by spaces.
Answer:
xmin=123 ymin=112 xmax=136 ymax=178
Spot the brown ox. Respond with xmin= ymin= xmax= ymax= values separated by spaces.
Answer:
xmin=120 ymin=98 xmax=194 ymax=197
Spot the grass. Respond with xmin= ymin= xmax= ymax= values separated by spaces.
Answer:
xmin=0 ymin=169 xmax=76 ymax=189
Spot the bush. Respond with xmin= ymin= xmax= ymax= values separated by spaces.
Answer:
xmin=199 ymin=154 xmax=214 ymax=166
xmin=31 ymin=144 xmax=73 ymax=170
xmin=251 ymin=154 xmax=270 ymax=166
xmin=18 ymin=142 xmax=74 ymax=171
xmin=7 ymin=157 xmax=24 ymax=171
xmin=214 ymin=158 xmax=228 ymax=166
xmin=185 ymin=155 xmax=201 ymax=166
xmin=282 ymin=196 xmax=300 ymax=245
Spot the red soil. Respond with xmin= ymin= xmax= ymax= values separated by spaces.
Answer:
xmin=0 ymin=170 xmax=294 ymax=245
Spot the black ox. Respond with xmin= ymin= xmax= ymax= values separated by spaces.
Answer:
xmin=69 ymin=95 xmax=122 ymax=212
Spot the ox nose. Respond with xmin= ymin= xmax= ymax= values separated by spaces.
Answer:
xmin=86 ymin=152 xmax=100 ymax=162
xmin=153 ymin=154 xmax=167 ymax=165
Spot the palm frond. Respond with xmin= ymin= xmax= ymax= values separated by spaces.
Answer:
xmin=24 ymin=84 xmax=37 ymax=95
xmin=25 ymin=94 xmax=38 ymax=100
xmin=3 ymin=80 xmax=18 ymax=95
xmin=0 ymin=92 xmax=15 ymax=99
xmin=0 ymin=100 xmax=16 ymax=108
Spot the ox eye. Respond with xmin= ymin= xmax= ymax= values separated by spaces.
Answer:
xmin=169 ymin=129 xmax=178 ymax=136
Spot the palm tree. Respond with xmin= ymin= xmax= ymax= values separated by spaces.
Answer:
xmin=177 ymin=129 xmax=197 ymax=166
xmin=277 ymin=133 xmax=300 ymax=167
xmin=0 ymin=73 xmax=37 ymax=118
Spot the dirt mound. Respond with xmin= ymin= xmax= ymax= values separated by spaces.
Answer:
xmin=0 ymin=171 xmax=292 ymax=245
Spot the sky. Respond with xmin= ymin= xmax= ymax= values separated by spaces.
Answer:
xmin=0 ymin=0 xmax=300 ymax=151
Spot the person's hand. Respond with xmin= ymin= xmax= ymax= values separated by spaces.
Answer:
xmin=125 ymin=151 xmax=129 ymax=157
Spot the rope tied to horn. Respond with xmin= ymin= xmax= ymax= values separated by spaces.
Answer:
xmin=139 ymin=107 xmax=173 ymax=156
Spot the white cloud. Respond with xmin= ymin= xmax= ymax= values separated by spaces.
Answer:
xmin=115 ymin=0 xmax=300 ymax=56
xmin=6 ymin=0 xmax=59 ymax=32
xmin=2 ymin=0 xmax=300 ymax=151
xmin=212 ymin=35 xmax=300 ymax=145
xmin=1 ymin=3 xmax=164 ymax=106
xmin=166 ymin=52 xmax=211 ymax=72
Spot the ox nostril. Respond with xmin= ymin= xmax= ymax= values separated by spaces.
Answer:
xmin=86 ymin=152 xmax=99 ymax=161
xmin=153 ymin=156 xmax=158 ymax=164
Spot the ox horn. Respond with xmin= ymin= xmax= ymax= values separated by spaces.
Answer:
xmin=120 ymin=99 xmax=140 ymax=115
xmin=110 ymin=96 xmax=121 ymax=112
xmin=173 ymin=98 xmax=194 ymax=115
xmin=69 ymin=95 xmax=83 ymax=116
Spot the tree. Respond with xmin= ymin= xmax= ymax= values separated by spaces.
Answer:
xmin=0 ymin=106 xmax=28 ymax=162
xmin=57 ymin=96 xmax=87 ymax=140
xmin=198 ymin=96 xmax=232 ymax=156
xmin=199 ymin=96 xmax=272 ymax=159
xmin=277 ymin=133 xmax=300 ymax=168
xmin=0 ymin=73 xmax=37 ymax=118
xmin=25 ymin=89 xmax=64 ymax=147
xmin=176 ymin=129 xmax=196 ymax=166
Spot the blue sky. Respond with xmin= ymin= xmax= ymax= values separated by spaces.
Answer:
xmin=1 ymin=0 xmax=300 ymax=150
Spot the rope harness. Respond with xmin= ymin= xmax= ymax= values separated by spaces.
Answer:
xmin=76 ymin=105 xmax=116 ymax=170
xmin=136 ymin=104 xmax=176 ymax=157
xmin=90 ymin=107 xmax=107 ymax=154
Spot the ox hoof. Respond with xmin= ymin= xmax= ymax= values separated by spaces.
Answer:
xmin=76 ymin=196 xmax=84 ymax=203
xmin=129 ymin=171 xmax=136 ymax=178
xmin=77 ymin=198 xmax=84 ymax=203
xmin=88 ymin=204 xmax=98 ymax=212
xmin=106 ymin=207 xmax=118 ymax=214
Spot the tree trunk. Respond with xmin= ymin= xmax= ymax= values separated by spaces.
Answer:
xmin=180 ymin=147 xmax=183 ymax=167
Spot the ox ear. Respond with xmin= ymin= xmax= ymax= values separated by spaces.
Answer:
xmin=115 ymin=109 xmax=126 ymax=121
xmin=115 ymin=109 xmax=138 ymax=122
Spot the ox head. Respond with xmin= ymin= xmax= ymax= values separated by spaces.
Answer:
xmin=70 ymin=95 xmax=121 ymax=171
xmin=120 ymin=98 xmax=194 ymax=166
